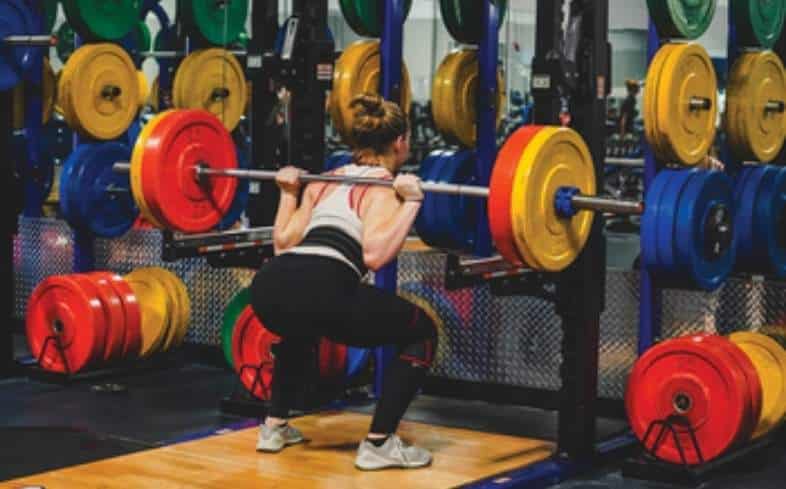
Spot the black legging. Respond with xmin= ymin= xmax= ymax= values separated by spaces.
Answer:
xmin=251 ymin=254 xmax=438 ymax=434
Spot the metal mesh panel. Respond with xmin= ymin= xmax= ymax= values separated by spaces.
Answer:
xmin=598 ymin=271 xmax=639 ymax=399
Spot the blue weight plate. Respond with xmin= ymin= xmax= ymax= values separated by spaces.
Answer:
xmin=656 ymin=170 xmax=696 ymax=274
xmin=59 ymin=144 xmax=94 ymax=226
xmin=641 ymin=170 xmax=675 ymax=270
xmin=437 ymin=150 xmax=477 ymax=252
xmin=753 ymin=166 xmax=786 ymax=278
xmin=325 ymin=150 xmax=353 ymax=171
xmin=217 ymin=148 xmax=251 ymax=230
xmin=736 ymin=166 xmax=769 ymax=269
xmin=345 ymin=347 xmax=370 ymax=378
xmin=76 ymin=142 xmax=138 ymax=238
xmin=427 ymin=151 xmax=457 ymax=249
xmin=415 ymin=150 xmax=447 ymax=247
xmin=0 ymin=0 xmax=40 ymax=90
xmin=734 ymin=165 xmax=757 ymax=205
xmin=674 ymin=171 xmax=736 ymax=291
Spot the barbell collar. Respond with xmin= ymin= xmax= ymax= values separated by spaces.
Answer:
xmin=4 ymin=35 xmax=55 ymax=46
xmin=765 ymin=100 xmax=786 ymax=113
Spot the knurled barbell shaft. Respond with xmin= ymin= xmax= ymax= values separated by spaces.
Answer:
xmin=141 ymin=50 xmax=247 ymax=58
xmin=112 ymin=163 xmax=642 ymax=216
xmin=4 ymin=35 xmax=55 ymax=46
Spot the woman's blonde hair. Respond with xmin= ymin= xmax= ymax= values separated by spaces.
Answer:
xmin=349 ymin=93 xmax=408 ymax=165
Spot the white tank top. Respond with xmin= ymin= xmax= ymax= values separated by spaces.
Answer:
xmin=283 ymin=164 xmax=390 ymax=275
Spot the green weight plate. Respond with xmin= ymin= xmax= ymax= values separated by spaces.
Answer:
xmin=352 ymin=0 xmax=413 ymax=38
xmin=43 ymin=0 xmax=58 ymax=33
xmin=55 ymin=22 xmax=75 ymax=64
xmin=134 ymin=21 xmax=151 ymax=52
xmin=647 ymin=0 xmax=716 ymax=39
xmin=222 ymin=288 xmax=250 ymax=368
xmin=440 ymin=0 xmax=508 ymax=45
xmin=733 ymin=0 xmax=786 ymax=49
xmin=62 ymin=0 xmax=141 ymax=40
xmin=339 ymin=0 xmax=365 ymax=38
xmin=184 ymin=0 xmax=249 ymax=46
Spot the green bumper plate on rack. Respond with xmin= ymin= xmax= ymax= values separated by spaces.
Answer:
xmin=646 ymin=0 xmax=716 ymax=39
xmin=134 ymin=21 xmax=151 ymax=52
xmin=43 ymin=0 xmax=58 ymax=33
xmin=733 ymin=0 xmax=786 ymax=49
xmin=55 ymin=22 xmax=74 ymax=63
xmin=62 ymin=0 xmax=141 ymax=40
xmin=180 ymin=0 xmax=249 ymax=46
xmin=222 ymin=288 xmax=250 ymax=368
xmin=341 ymin=0 xmax=413 ymax=38
xmin=440 ymin=0 xmax=508 ymax=45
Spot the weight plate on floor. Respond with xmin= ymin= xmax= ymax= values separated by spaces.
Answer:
xmin=181 ymin=0 xmax=248 ymax=46
xmin=655 ymin=170 xmax=695 ymax=274
xmin=346 ymin=347 xmax=370 ymax=379
xmin=217 ymin=147 xmax=250 ymax=230
xmin=25 ymin=275 xmax=106 ymax=373
xmin=398 ymin=283 xmax=453 ymax=369
xmin=646 ymin=0 xmax=716 ymax=39
xmin=138 ymin=109 xmax=238 ymax=233
xmin=626 ymin=335 xmax=748 ymax=465
xmin=656 ymin=43 xmax=717 ymax=166
xmin=318 ymin=339 xmax=348 ymax=379
xmin=63 ymin=43 xmax=139 ymax=140
xmin=222 ymin=288 xmax=250 ymax=368
xmin=510 ymin=126 xmax=596 ymax=271
xmin=85 ymin=272 xmax=126 ymax=362
xmin=124 ymin=268 xmax=171 ymax=358
xmin=488 ymin=125 xmax=544 ymax=265
xmin=681 ymin=334 xmax=761 ymax=443
xmin=673 ymin=170 xmax=736 ymax=291
xmin=73 ymin=142 xmax=138 ymax=238
xmin=329 ymin=40 xmax=412 ymax=144
xmin=440 ymin=0 xmax=508 ymax=45
xmin=98 ymin=272 xmax=142 ymax=358
xmin=232 ymin=305 xmax=279 ymax=400
xmin=62 ymin=0 xmax=140 ymax=40
xmin=729 ymin=332 xmax=786 ymax=438
xmin=643 ymin=44 xmax=679 ymax=159
xmin=142 ymin=267 xmax=182 ymax=352
xmin=0 ymin=0 xmax=41 ymax=90
xmin=726 ymin=51 xmax=786 ymax=163
xmin=129 ymin=111 xmax=172 ymax=229
xmin=641 ymin=170 xmax=674 ymax=271
xmin=173 ymin=49 xmax=247 ymax=132
xmin=733 ymin=0 xmax=786 ymax=48
xmin=432 ymin=49 xmax=505 ymax=148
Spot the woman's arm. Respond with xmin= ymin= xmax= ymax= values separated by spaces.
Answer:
xmin=272 ymin=168 xmax=317 ymax=254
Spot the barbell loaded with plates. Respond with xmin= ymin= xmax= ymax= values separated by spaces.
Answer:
xmin=113 ymin=109 xmax=743 ymax=291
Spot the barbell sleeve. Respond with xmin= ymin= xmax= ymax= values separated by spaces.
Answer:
xmin=4 ymin=35 xmax=55 ymax=46
xmin=141 ymin=50 xmax=247 ymax=58
xmin=570 ymin=195 xmax=644 ymax=215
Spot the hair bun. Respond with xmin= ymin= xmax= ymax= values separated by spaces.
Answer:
xmin=350 ymin=93 xmax=386 ymax=118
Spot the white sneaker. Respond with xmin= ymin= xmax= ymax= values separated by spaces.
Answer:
xmin=355 ymin=435 xmax=432 ymax=470
xmin=256 ymin=424 xmax=304 ymax=453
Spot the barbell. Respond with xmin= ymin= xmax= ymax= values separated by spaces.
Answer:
xmin=111 ymin=109 xmax=739 ymax=291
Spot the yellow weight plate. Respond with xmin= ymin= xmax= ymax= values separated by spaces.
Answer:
xmin=510 ymin=126 xmax=596 ymax=271
xmin=66 ymin=43 xmax=140 ymax=140
xmin=172 ymin=273 xmax=191 ymax=346
xmin=643 ymin=43 xmax=678 ymax=160
xmin=42 ymin=57 xmax=56 ymax=124
xmin=137 ymin=71 xmax=149 ymax=109
xmin=141 ymin=268 xmax=180 ymax=352
xmin=431 ymin=50 xmax=462 ymax=140
xmin=330 ymin=40 xmax=412 ymax=144
xmin=729 ymin=332 xmax=786 ymax=438
xmin=148 ymin=76 xmax=160 ymax=111
xmin=125 ymin=269 xmax=171 ymax=358
xmin=726 ymin=51 xmax=786 ymax=163
xmin=398 ymin=291 xmax=447 ymax=368
xmin=172 ymin=49 xmax=248 ymax=132
xmin=145 ymin=267 xmax=191 ymax=349
xmin=130 ymin=110 xmax=175 ymax=229
xmin=656 ymin=42 xmax=717 ymax=166
xmin=58 ymin=44 xmax=91 ymax=132
xmin=442 ymin=48 xmax=506 ymax=148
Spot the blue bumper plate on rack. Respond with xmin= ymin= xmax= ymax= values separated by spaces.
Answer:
xmin=735 ymin=165 xmax=769 ymax=270
xmin=0 ymin=0 xmax=42 ymax=90
xmin=415 ymin=150 xmax=448 ymax=247
xmin=757 ymin=167 xmax=786 ymax=278
xmin=217 ymin=148 xmax=251 ymax=230
xmin=674 ymin=170 xmax=736 ymax=291
xmin=436 ymin=150 xmax=480 ymax=252
xmin=324 ymin=150 xmax=353 ymax=171
xmin=59 ymin=144 xmax=94 ymax=225
xmin=641 ymin=169 xmax=673 ymax=271
xmin=656 ymin=169 xmax=695 ymax=274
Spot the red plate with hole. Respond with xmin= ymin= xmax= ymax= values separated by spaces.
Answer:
xmin=319 ymin=339 xmax=348 ymax=379
xmin=85 ymin=272 xmax=127 ymax=362
xmin=625 ymin=335 xmax=749 ymax=465
xmin=488 ymin=125 xmax=544 ymax=265
xmin=25 ymin=275 xmax=106 ymax=374
xmin=90 ymin=271 xmax=141 ymax=359
xmin=142 ymin=109 xmax=238 ymax=233
xmin=679 ymin=333 xmax=762 ymax=443
xmin=231 ymin=305 xmax=280 ymax=400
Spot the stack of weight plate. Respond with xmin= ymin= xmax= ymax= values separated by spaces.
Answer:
xmin=26 ymin=271 xmax=142 ymax=374
xmin=627 ymin=331 xmax=786 ymax=465
xmin=225 ymin=291 xmax=370 ymax=400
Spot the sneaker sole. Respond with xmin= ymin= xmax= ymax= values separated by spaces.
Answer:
xmin=256 ymin=436 xmax=305 ymax=453
xmin=354 ymin=459 xmax=432 ymax=471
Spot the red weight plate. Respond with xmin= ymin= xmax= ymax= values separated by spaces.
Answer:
xmin=70 ymin=275 xmax=110 ymax=364
xmin=142 ymin=109 xmax=238 ymax=233
xmin=91 ymin=271 xmax=142 ymax=359
xmin=231 ymin=305 xmax=280 ymax=400
xmin=488 ymin=125 xmax=544 ymax=265
xmin=25 ymin=275 xmax=106 ymax=374
xmin=85 ymin=272 xmax=127 ymax=362
xmin=680 ymin=334 xmax=762 ymax=443
xmin=319 ymin=339 xmax=348 ymax=379
xmin=625 ymin=336 xmax=749 ymax=465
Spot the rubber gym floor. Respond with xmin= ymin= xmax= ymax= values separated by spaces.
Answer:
xmin=1 ymin=334 xmax=785 ymax=488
